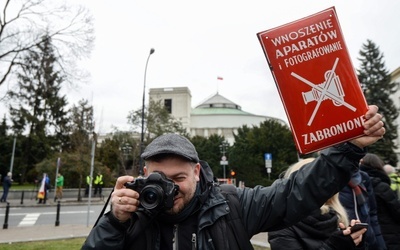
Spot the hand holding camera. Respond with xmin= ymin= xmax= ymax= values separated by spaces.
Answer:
xmin=124 ymin=171 xmax=180 ymax=215
xmin=111 ymin=172 xmax=179 ymax=222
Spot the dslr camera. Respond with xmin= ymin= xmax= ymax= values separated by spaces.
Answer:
xmin=124 ymin=171 xmax=179 ymax=213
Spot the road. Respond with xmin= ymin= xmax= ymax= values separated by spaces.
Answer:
xmin=0 ymin=204 xmax=106 ymax=228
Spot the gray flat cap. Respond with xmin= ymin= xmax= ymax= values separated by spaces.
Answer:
xmin=141 ymin=133 xmax=199 ymax=163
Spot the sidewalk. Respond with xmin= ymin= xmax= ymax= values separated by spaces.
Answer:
xmin=0 ymin=196 xmax=106 ymax=244
xmin=1 ymin=224 xmax=269 ymax=248
xmin=1 ymin=223 xmax=269 ymax=247
xmin=0 ymin=224 xmax=92 ymax=244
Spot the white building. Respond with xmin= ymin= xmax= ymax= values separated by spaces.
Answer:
xmin=390 ymin=67 xmax=400 ymax=167
xmin=149 ymin=87 xmax=286 ymax=144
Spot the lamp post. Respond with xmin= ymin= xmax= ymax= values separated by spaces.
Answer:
xmin=121 ymin=143 xmax=132 ymax=161
xmin=118 ymin=142 xmax=132 ymax=175
xmin=219 ymin=141 xmax=229 ymax=180
xmin=139 ymin=48 xmax=155 ymax=176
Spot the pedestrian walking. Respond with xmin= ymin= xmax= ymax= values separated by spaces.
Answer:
xmin=0 ymin=172 xmax=13 ymax=203
xmin=55 ymin=173 xmax=64 ymax=200
xmin=37 ymin=173 xmax=50 ymax=204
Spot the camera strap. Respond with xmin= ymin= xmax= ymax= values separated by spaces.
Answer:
xmin=93 ymin=187 xmax=114 ymax=228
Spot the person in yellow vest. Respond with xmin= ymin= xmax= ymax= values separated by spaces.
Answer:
xmin=85 ymin=175 xmax=92 ymax=197
xmin=94 ymin=172 xmax=104 ymax=197
xmin=384 ymin=164 xmax=400 ymax=199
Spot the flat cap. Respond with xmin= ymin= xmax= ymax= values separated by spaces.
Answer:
xmin=141 ymin=133 xmax=199 ymax=163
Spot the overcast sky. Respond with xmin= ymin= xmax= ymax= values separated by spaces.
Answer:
xmin=3 ymin=0 xmax=400 ymax=134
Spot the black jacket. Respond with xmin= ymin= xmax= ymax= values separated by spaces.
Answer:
xmin=361 ymin=166 xmax=400 ymax=250
xmin=268 ymin=208 xmax=355 ymax=250
xmin=82 ymin=143 xmax=365 ymax=250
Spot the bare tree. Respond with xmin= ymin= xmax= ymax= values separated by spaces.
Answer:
xmin=0 ymin=0 xmax=94 ymax=94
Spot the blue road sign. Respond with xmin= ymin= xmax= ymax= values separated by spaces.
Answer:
xmin=264 ymin=153 xmax=272 ymax=160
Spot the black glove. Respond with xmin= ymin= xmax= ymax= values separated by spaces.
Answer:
xmin=324 ymin=230 xmax=355 ymax=250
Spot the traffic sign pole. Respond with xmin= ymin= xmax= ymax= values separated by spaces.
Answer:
xmin=264 ymin=153 xmax=272 ymax=180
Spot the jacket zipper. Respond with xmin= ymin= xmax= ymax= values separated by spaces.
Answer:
xmin=191 ymin=233 xmax=197 ymax=250
xmin=172 ymin=224 xmax=197 ymax=250
xmin=173 ymin=224 xmax=178 ymax=250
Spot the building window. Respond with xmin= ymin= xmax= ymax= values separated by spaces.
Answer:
xmin=164 ymin=99 xmax=172 ymax=113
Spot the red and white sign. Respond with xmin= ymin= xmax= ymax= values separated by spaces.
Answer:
xmin=257 ymin=7 xmax=368 ymax=154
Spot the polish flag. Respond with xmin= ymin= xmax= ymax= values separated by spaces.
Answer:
xmin=217 ymin=76 xmax=223 ymax=80
xmin=37 ymin=173 xmax=46 ymax=199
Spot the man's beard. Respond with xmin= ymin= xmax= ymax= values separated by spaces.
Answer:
xmin=165 ymin=191 xmax=195 ymax=215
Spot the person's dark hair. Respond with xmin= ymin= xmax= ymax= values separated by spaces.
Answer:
xmin=360 ymin=153 xmax=385 ymax=171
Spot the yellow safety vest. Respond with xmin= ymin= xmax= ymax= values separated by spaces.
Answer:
xmin=94 ymin=175 xmax=103 ymax=185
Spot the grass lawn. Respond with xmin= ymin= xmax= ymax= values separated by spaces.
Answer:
xmin=0 ymin=184 xmax=36 ymax=191
xmin=0 ymin=238 xmax=85 ymax=250
xmin=0 ymin=238 xmax=270 ymax=250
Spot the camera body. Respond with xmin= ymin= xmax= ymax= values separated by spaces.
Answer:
xmin=124 ymin=171 xmax=179 ymax=213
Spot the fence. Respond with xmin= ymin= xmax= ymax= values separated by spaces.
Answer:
xmin=3 ymin=188 xmax=113 ymax=201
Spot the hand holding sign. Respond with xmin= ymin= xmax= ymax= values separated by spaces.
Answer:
xmin=349 ymin=105 xmax=385 ymax=149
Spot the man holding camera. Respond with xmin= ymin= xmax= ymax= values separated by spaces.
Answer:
xmin=83 ymin=105 xmax=384 ymax=249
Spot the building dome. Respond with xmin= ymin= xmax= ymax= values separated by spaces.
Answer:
xmin=192 ymin=93 xmax=253 ymax=116
xmin=149 ymin=87 xmax=285 ymax=144
xmin=190 ymin=92 xmax=283 ymax=144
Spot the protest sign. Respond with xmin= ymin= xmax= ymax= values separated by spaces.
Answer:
xmin=257 ymin=7 xmax=368 ymax=154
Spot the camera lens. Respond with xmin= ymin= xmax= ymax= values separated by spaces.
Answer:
xmin=140 ymin=184 xmax=164 ymax=210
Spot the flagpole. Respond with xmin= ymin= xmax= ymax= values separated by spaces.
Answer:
xmin=217 ymin=76 xmax=223 ymax=93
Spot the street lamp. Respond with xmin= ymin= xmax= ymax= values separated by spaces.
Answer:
xmin=120 ymin=143 xmax=132 ymax=176
xmin=139 ymin=48 xmax=155 ymax=176
xmin=121 ymin=143 xmax=132 ymax=160
xmin=219 ymin=141 xmax=229 ymax=180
